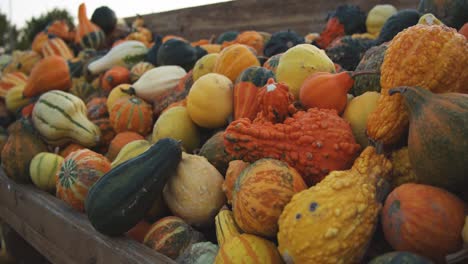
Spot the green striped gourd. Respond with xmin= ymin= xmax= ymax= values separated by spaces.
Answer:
xmin=32 ymin=90 xmax=101 ymax=147
xmin=87 ymin=41 xmax=148 ymax=75
xmin=29 ymin=152 xmax=64 ymax=193
xmin=111 ymin=139 xmax=151 ymax=168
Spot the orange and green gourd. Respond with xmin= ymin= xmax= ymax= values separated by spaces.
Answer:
xmin=56 ymin=149 xmax=111 ymax=212
xmin=109 ymin=96 xmax=153 ymax=136
xmin=277 ymin=147 xmax=393 ymax=264
xmin=0 ymin=72 xmax=28 ymax=98
xmin=75 ymin=3 xmax=106 ymax=49
xmin=41 ymin=37 xmax=74 ymax=60
xmin=213 ymin=44 xmax=260 ymax=82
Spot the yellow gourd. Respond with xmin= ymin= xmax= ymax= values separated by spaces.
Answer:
xmin=276 ymin=44 xmax=335 ymax=99
xmin=418 ymin=13 xmax=444 ymax=26
xmin=5 ymin=85 xmax=29 ymax=113
xmin=106 ymin=83 xmax=133 ymax=111
xmin=152 ymin=106 xmax=200 ymax=153
xmin=215 ymin=207 xmax=243 ymax=246
xmin=111 ymin=140 xmax=151 ymax=168
xmin=186 ymin=73 xmax=233 ymax=129
xmin=342 ymin=91 xmax=380 ymax=147
xmin=193 ymin=53 xmax=219 ymax=82
xmin=29 ymin=152 xmax=64 ymax=193
xmin=366 ymin=5 xmax=398 ymax=35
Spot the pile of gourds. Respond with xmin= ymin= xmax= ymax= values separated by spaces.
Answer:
xmin=0 ymin=1 xmax=467 ymax=263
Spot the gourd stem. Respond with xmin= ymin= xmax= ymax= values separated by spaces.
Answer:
xmin=122 ymin=87 xmax=137 ymax=95
xmin=349 ymin=70 xmax=380 ymax=78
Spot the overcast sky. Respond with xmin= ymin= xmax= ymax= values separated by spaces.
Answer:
xmin=0 ymin=0 xmax=232 ymax=28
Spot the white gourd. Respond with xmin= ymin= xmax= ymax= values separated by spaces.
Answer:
xmin=87 ymin=41 xmax=148 ymax=74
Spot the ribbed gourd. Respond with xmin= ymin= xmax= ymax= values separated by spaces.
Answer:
xmin=277 ymin=147 xmax=392 ymax=264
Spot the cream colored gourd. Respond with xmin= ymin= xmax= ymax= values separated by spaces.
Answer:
xmin=131 ymin=65 xmax=186 ymax=103
xmin=111 ymin=139 xmax=151 ymax=168
xmin=152 ymin=106 xmax=200 ymax=153
xmin=5 ymin=85 xmax=29 ymax=112
xmin=32 ymin=90 xmax=101 ymax=147
xmin=30 ymin=152 xmax=64 ymax=193
xmin=87 ymin=41 xmax=148 ymax=74
xmin=163 ymin=153 xmax=226 ymax=227
xmin=193 ymin=53 xmax=219 ymax=81
xmin=366 ymin=5 xmax=398 ymax=35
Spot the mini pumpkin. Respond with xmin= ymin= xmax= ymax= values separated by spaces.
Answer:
xmin=109 ymin=96 xmax=153 ymax=136
xmin=213 ymin=44 xmax=260 ymax=82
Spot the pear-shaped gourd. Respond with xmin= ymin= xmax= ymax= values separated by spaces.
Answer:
xmin=389 ymin=86 xmax=468 ymax=197
xmin=32 ymin=90 xmax=101 ymax=147
xmin=75 ymin=3 xmax=105 ymax=49
xmin=131 ymin=66 xmax=187 ymax=103
xmin=87 ymin=41 xmax=148 ymax=75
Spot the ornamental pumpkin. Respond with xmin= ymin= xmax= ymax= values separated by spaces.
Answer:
xmin=152 ymin=106 xmax=200 ymax=153
xmin=100 ymin=66 xmax=130 ymax=93
xmin=366 ymin=5 xmax=398 ymax=35
xmin=199 ymin=131 xmax=233 ymax=175
xmin=186 ymin=73 xmax=233 ymax=129
xmin=232 ymin=158 xmax=307 ymax=238
xmin=56 ymin=149 xmax=111 ymax=212
xmin=1 ymin=118 xmax=48 ymax=183
xmin=32 ymin=90 xmax=101 ymax=147
xmin=75 ymin=3 xmax=106 ymax=49
xmin=0 ymin=72 xmax=28 ymax=98
xmin=382 ymin=183 xmax=467 ymax=263
xmin=276 ymin=44 xmax=335 ymax=99
xmin=225 ymin=108 xmax=361 ymax=186
xmin=233 ymin=66 xmax=275 ymax=120
xmin=223 ymin=160 xmax=249 ymax=205
xmin=130 ymin=62 xmax=154 ymax=83
xmin=3 ymin=50 xmax=41 ymax=75
xmin=23 ymin=56 xmax=72 ymax=98
xmin=193 ymin=53 xmax=219 ymax=82
xmin=262 ymin=53 xmax=282 ymax=74
xmin=109 ymin=96 xmax=153 ymax=136
xmin=144 ymin=216 xmax=205 ymax=260
xmin=5 ymin=85 xmax=31 ymax=113
xmin=277 ymin=147 xmax=392 ymax=264
xmin=235 ymin=31 xmax=264 ymax=55
xmin=41 ymin=37 xmax=74 ymax=60
xmin=367 ymin=25 xmax=468 ymax=146
xmin=163 ymin=153 xmax=226 ymax=227
xmin=256 ymin=78 xmax=295 ymax=123
xmin=86 ymin=97 xmax=108 ymax=120
xmin=30 ymin=152 xmax=64 ymax=193
xmin=106 ymin=84 xmax=133 ymax=111
xmin=32 ymin=32 xmax=52 ymax=55
xmin=106 ymin=131 xmax=144 ymax=161
xmin=213 ymin=44 xmax=260 ymax=82
xmin=389 ymin=86 xmax=468 ymax=197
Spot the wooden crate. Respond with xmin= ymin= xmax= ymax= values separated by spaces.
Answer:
xmin=0 ymin=172 xmax=175 ymax=264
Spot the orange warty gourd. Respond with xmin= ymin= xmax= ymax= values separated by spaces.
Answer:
xmin=23 ymin=56 xmax=72 ymax=97
xmin=366 ymin=25 xmax=468 ymax=146
xmin=256 ymin=78 xmax=295 ymax=123
xmin=109 ymin=96 xmax=153 ymax=136
xmin=56 ymin=149 xmax=111 ymax=212
xmin=213 ymin=44 xmax=260 ymax=82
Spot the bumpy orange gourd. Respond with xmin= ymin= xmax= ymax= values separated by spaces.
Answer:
xmin=366 ymin=25 xmax=468 ymax=146
xmin=277 ymin=147 xmax=393 ymax=264
xmin=232 ymin=158 xmax=307 ymax=238
xmin=23 ymin=56 xmax=71 ymax=97
xmin=235 ymin=31 xmax=264 ymax=55
xmin=213 ymin=44 xmax=260 ymax=82
xmin=224 ymin=108 xmax=361 ymax=186
xmin=256 ymin=78 xmax=295 ymax=123
xmin=109 ymin=96 xmax=153 ymax=136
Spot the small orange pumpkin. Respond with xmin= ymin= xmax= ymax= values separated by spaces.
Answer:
xmin=100 ymin=66 xmax=131 ymax=93
xmin=56 ymin=149 xmax=111 ymax=212
xmin=109 ymin=96 xmax=153 ymax=135
xmin=60 ymin=143 xmax=86 ymax=158
xmin=106 ymin=131 xmax=144 ymax=161
xmin=41 ymin=37 xmax=74 ymax=60
xmin=213 ymin=44 xmax=260 ymax=82
xmin=235 ymin=31 xmax=264 ymax=55
xmin=23 ymin=56 xmax=71 ymax=98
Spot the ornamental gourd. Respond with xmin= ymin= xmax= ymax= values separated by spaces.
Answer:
xmin=3 ymin=50 xmax=41 ymax=75
xmin=232 ymin=158 xmax=307 ymax=238
xmin=86 ymin=97 xmax=108 ymax=120
xmin=110 ymin=139 xmax=151 ymax=168
xmin=106 ymin=131 xmax=144 ymax=161
xmin=100 ymin=66 xmax=130 ymax=93
xmin=163 ymin=153 xmax=226 ymax=227
xmin=389 ymin=86 xmax=468 ymax=197
xmin=223 ymin=160 xmax=249 ymax=204
xmin=23 ymin=56 xmax=72 ymax=98
xmin=193 ymin=53 xmax=219 ymax=82
xmin=418 ymin=0 xmax=468 ymax=29
xmin=69 ymin=77 xmax=100 ymax=102
xmin=75 ymin=3 xmax=105 ymax=49
xmin=5 ymin=85 xmax=31 ymax=113
xmin=199 ymin=131 xmax=232 ymax=175
xmin=30 ymin=152 xmax=64 ymax=193
xmin=213 ymin=44 xmax=260 ymax=82
xmin=256 ymin=78 xmax=295 ymax=123
xmin=106 ymin=84 xmax=133 ymax=111
xmin=130 ymin=62 xmax=154 ymax=83
xmin=0 ymin=72 xmax=28 ymax=97
xmin=56 ymin=149 xmax=111 ymax=212
xmin=235 ymin=31 xmax=264 ymax=55
xmin=366 ymin=25 xmax=468 ymax=146
xmin=382 ymin=183 xmax=467 ymax=263
xmin=41 ymin=37 xmax=74 ymax=60
xmin=277 ymin=147 xmax=392 ymax=264
xmin=32 ymin=90 xmax=101 ymax=147
xmin=352 ymin=43 xmax=388 ymax=96
xmin=109 ymin=96 xmax=153 ymax=136
xmin=366 ymin=5 xmax=398 ymax=36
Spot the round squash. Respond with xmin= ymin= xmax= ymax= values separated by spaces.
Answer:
xmin=232 ymin=158 xmax=307 ymax=238
xmin=163 ymin=153 xmax=226 ymax=228
xmin=144 ymin=216 xmax=205 ymax=260
xmin=369 ymin=251 xmax=433 ymax=264
xmin=223 ymin=160 xmax=249 ymax=205
xmin=276 ymin=44 xmax=335 ymax=99
xmin=106 ymin=84 xmax=133 ymax=111
xmin=213 ymin=44 xmax=260 ymax=82
xmin=193 ymin=53 xmax=219 ymax=82
xmin=109 ymin=96 xmax=153 ymax=136
xmin=30 ymin=152 xmax=64 ymax=193
xmin=382 ymin=183 xmax=467 ymax=263
xmin=106 ymin=131 xmax=144 ymax=161
xmin=152 ymin=106 xmax=200 ymax=153
xmin=214 ymin=234 xmax=283 ymax=264
xmin=56 ymin=149 xmax=111 ymax=212
xmin=366 ymin=5 xmax=398 ymax=35
xmin=186 ymin=73 xmax=233 ymax=129
xmin=111 ymin=139 xmax=151 ymax=168
xmin=342 ymin=92 xmax=381 ymax=147
xmin=198 ymin=131 xmax=232 ymax=175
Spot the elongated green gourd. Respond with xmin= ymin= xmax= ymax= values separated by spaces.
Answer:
xmin=85 ymin=138 xmax=182 ymax=236
xmin=87 ymin=40 xmax=148 ymax=75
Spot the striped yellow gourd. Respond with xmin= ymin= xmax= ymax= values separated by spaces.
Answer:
xmin=111 ymin=140 xmax=151 ymax=168
xmin=29 ymin=152 xmax=64 ymax=193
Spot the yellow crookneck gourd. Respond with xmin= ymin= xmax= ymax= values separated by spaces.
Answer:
xmin=277 ymin=146 xmax=392 ymax=264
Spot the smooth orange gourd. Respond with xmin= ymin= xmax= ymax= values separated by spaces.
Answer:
xmin=23 ymin=56 xmax=71 ymax=98
xmin=75 ymin=3 xmax=105 ymax=49
xmin=101 ymin=66 xmax=131 ymax=93
xmin=299 ymin=71 xmax=375 ymax=113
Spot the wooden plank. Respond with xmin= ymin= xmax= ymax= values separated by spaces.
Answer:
xmin=0 ymin=172 xmax=175 ymax=264
xmin=125 ymin=0 xmax=417 ymax=41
